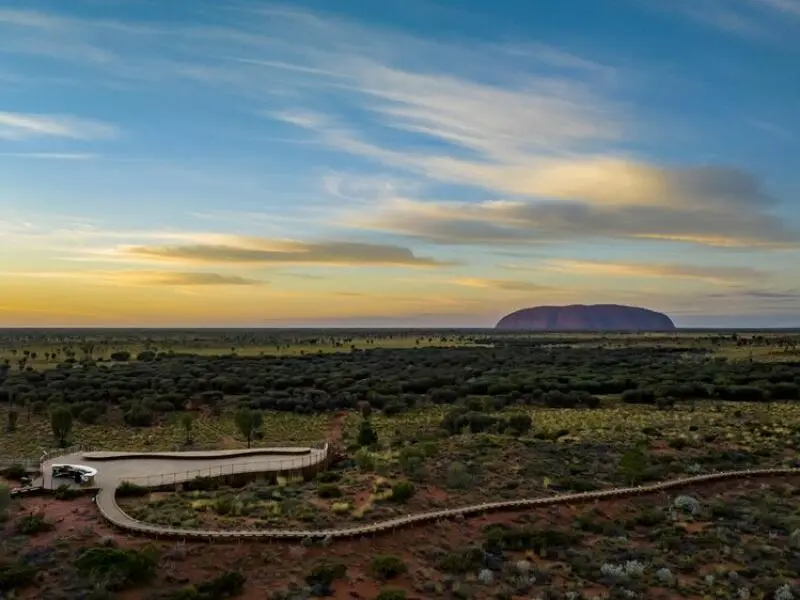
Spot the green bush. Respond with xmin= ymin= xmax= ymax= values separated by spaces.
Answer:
xmin=483 ymin=524 xmax=578 ymax=554
xmin=357 ymin=419 xmax=378 ymax=447
xmin=184 ymin=476 xmax=220 ymax=492
xmin=507 ymin=413 xmax=533 ymax=435
xmin=331 ymin=502 xmax=350 ymax=514
xmin=214 ymin=495 xmax=237 ymax=516
xmin=75 ymin=546 xmax=159 ymax=590
xmin=376 ymin=589 xmax=407 ymax=600
xmin=168 ymin=571 xmax=247 ymax=599
xmin=355 ymin=448 xmax=376 ymax=471
xmin=15 ymin=513 xmax=54 ymax=535
xmin=630 ymin=508 xmax=667 ymax=527
xmin=397 ymin=447 xmax=426 ymax=477
xmin=195 ymin=571 xmax=246 ymax=598
xmin=53 ymin=484 xmax=84 ymax=500
xmin=305 ymin=560 xmax=347 ymax=588
xmin=124 ymin=403 xmax=154 ymax=427
xmin=316 ymin=471 xmax=341 ymax=483
xmin=116 ymin=481 xmax=149 ymax=498
xmin=0 ymin=464 xmax=27 ymax=481
xmin=557 ymin=476 xmax=597 ymax=492
xmin=437 ymin=546 xmax=484 ymax=573
xmin=371 ymin=555 xmax=407 ymax=580
xmin=0 ymin=559 xmax=36 ymax=592
xmin=317 ymin=484 xmax=343 ymax=499
xmin=389 ymin=481 xmax=415 ymax=503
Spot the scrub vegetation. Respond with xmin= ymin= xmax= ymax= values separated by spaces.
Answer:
xmin=2 ymin=328 xmax=800 ymax=598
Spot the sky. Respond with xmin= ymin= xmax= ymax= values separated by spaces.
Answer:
xmin=0 ymin=0 xmax=799 ymax=328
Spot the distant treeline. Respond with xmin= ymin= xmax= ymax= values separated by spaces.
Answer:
xmin=1 ymin=343 xmax=799 ymax=427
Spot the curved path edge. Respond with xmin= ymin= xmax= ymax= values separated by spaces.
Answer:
xmin=100 ymin=467 xmax=800 ymax=541
xmin=83 ymin=448 xmax=312 ymax=461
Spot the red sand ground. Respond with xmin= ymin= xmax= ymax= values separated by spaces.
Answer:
xmin=9 ymin=475 xmax=799 ymax=599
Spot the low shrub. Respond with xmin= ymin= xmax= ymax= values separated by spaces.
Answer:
xmin=53 ymin=485 xmax=84 ymax=501
xmin=376 ymin=589 xmax=407 ymax=600
xmin=668 ymin=437 xmax=689 ymax=450
xmin=316 ymin=471 xmax=341 ymax=483
xmin=371 ymin=555 xmax=407 ymax=580
xmin=15 ymin=513 xmax=54 ymax=535
xmin=116 ymin=481 xmax=149 ymax=498
xmin=317 ymin=484 xmax=343 ymax=499
xmin=437 ymin=546 xmax=484 ymax=574
xmin=0 ymin=464 xmax=27 ymax=481
xmin=305 ymin=560 xmax=346 ymax=589
xmin=169 ymin=571 xmax=247 ymax=599
xmin=331 ymin=502 xmax=350 ymax=514
xmin=0 ymin=559 xmax=36 ymax=592
xmin=74 ymin=546 xmax=159 ymax=590
xmin=184 ymin=476 xmax=220 ymax=492
xmin=483 ymin=524 xmax=578 ymax=554
xmin=389 ymin=481 xmax=415 ymax=503
xmin=557 ymin=476 xmax=597 ymax=492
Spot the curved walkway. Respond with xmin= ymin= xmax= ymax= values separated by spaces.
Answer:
xmin=41 ymin=446 xmax=328 ymax=532
xmin=42 ymin=446 xmax=327 ymax=490
xmin=97 ymin=466 xmax=800 ymax=541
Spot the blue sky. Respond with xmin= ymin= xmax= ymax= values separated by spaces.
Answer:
xmin=0 ymin=0 xmax=798 ymax=327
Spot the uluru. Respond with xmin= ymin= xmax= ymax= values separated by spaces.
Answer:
xmin=495 ymin=304 xmax=676 ymax=331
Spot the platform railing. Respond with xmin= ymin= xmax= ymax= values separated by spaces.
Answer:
xmin=117 ymin=443 xmax=329 ymax=488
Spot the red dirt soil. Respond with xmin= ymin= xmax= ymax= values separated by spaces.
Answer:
xmin=9 ymin=475 xmax=800 ymax=599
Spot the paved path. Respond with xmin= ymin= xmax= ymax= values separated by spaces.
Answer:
xmin=83 ymin=463 xmax=800 ymax=542
xmin=41 ymin=446 xmax=327 ymax=534
xmin=42 ymin=447 xmax=325 ymax=491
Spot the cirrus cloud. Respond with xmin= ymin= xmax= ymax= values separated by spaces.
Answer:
xmin=0 ymin=111 xmax=119 ymax=140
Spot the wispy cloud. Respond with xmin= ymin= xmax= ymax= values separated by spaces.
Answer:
xmin=645 ymin=0 xmax=800 ymax=42
xmin=117 ymin=237 xmax=449 ymax=267
xmin=0 ymin=8 xmax=70 ymax=29
xmin=449 ymin=277 xmax=550 ymax=292
xmin=0 ymin=152 xmax=98 ymax=160
xmin=705 ymin=287 xmax=800 ymax=300
xmin=343 ymin=191 xmax=798 ymax=249
xmin=746 ymin=0 xmax=800 ymax=17
xmin=542 ymin=259 xmax=767 ymax=283
xmin=0 ymin=111 xmax=119 ymax=140
xmin=745 ymin=118 xmax=795 ymax=140
xmin=111 ymin=271 xmax=266 ymax=286
xmin=2 ymin=269 xmax=265 ymax=286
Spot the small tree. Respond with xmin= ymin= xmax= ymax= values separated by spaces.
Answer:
xmin=507 ymin=413 xmax=532 ymax=436
xmin=50 ymin=405 xmax=73 ymax=447
xmin=6 ymin=408 xmax=18 ymax=432
xmin=357 ymin=418 xmax=378 ymax=447
xmin=180 ymin=413 xmax=194 ymax=445
xmin=234 ymin=408 xmax=263 ymax=448
xmin=618 ymin=442 xmax=649 ymax=485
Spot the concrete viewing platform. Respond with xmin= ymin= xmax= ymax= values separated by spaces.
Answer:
xmin=41 ymin=446 xmax=326 ymax=491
